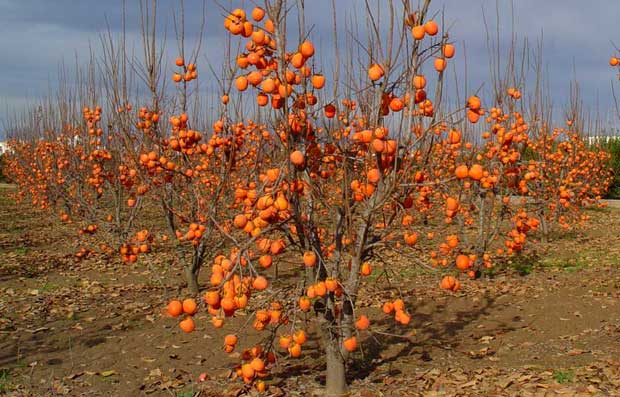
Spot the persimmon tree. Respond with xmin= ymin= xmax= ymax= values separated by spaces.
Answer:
xmin=5 ymin=69 xmax=150 ymax=261
xmin=525 ymin=125 xmax=612 ymax=239
xmin=167 ymin=1 xmax=468 ymax=394
xmin=163 ymin=3 xmax=613 ymax=395
xmin=431 ymin=102 xmax=541 ymax=277
xmin=128 ymin=2 xmax=271 ymax=293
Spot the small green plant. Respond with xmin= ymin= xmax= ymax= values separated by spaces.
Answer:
xmin=553 ymin=369 xmax=574 ymax=384
xmin=512 ymin=261 xmax=534 ymax=276
xmin=14 ymin=247 xmax=29 ymax=255
xmin=481 ymin=253 xmax=540 ymax=277
xmin=560 ymin=261 xmax=587 ymax=273
xmin=175 ymin=390 xmax=196 ymax=397
xmin=40 ymin=283 xmax=58 ymax=293
xmin=539 ymin=257 xmax=587 ymax=272
xmin=506 ymin=253 xmax=540 ymax=276
xmin=0 ymin=368 xmax=12 ymax=393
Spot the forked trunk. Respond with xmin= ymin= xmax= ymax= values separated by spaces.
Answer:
xmin=184 ymin=238 xmax=207 ymax=294
xmin=184 ymin=264 xmax=199 ymax=294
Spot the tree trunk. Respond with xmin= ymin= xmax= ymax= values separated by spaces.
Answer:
xmin=539 ymin=208 xmax=549 ymax=244
xmin=325 ymin=342 xmax=348 ymax=396
xmin=317 ymin=295 xmax=349 ymax=396
xmin=184 ymin=264 xmax=199 ymax=294
xmin=185 ymin=239 xmax=207 ymax=294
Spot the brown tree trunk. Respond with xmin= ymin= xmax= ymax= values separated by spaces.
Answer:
xmin=184 ymin=264 xmax=199 ymax=294
xmin=316 ymin=288 xmax=349 ymax=396
xmin=184 ymin=240 xmax=207 ymax=294
xmin=325 ymin=337 xmax=348 ymax=396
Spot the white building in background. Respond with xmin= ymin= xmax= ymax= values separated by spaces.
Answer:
xmin=586 ymin=135 xmax=620 ymax=145
xmin=0 ymin=142 xmax=9 ymax=155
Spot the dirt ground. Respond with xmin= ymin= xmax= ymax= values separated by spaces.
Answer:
xmin=1 ymin=184 xmax=620 ymax=397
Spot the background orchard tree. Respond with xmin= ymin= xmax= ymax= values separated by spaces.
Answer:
xmin=5 ymin=57 xmax=152 ymax=261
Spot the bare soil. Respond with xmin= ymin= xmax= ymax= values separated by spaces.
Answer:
xmin=1 ymin=184 xmax=620 ymax=397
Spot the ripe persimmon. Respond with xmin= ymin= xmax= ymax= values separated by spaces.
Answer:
xmin=234 ymin=214 xmax=248 ymax=229
xmin=468 ymin=164 xmax=483 ymax=181
xmin=290 ymin=150 xmax=305 ymax=166
xmin=252 ymin=276 xmax=268 ymax=290
xmin=311 ymin=74 xmax=325 ymax=89
xmin=251 ymin=7 xmax=265 ymax=21
xmin=434 ymin=58 xmax=447 ymax=72
xmin=303 ymin=251 xmax=317 ymax=267
xmin=205 ymin=291 xmax=220 ymax=306
xmin=299 ymin=41 xmax=315 ymax=58
xmin=224 ymin=334 xmax=238 ymax=346
xmin=355 ymin=315 xmax=370 ymax=330
xmin=299 ymin=296 xmax=311 ymax=311
xmin=250 ymin=357 xmax=265 ymax=372
xmin=179 ymin=316 xmax=195 ymax=333
xmin=279 ymin=334 xmax=292 ymax=349
xmin=441 ymin=275 xmax=458 ymax=291
xmin=343 ymin=336 xmax=357 ymax=352
xmin=182 ymin=298 xmax=197 ymax=314
xmin=424 ymin=20 xmax=438 ymax=35
xmin=324 ymin=104 xmax=336 ymax=118
xmin=360 ymin=262 xmax=372 ymax=276
xmin=443 ymin=43 xmax=455 ymax=58
xmin=455 ymin=255 xmax=471 ymax=270
xmin=446 ymin=197 xmax=459 ymax=211
xmin=167 ymin=300 xmax=183 ymax=317
xmin=293 ymin=329 xmax=307 ymax=345
xmin=367 ymin=168 xmax=381 ymax=184
xmin=235 ymin=75 xmax=249 ymax=91
xmin=389 ymin=97 xmax=404 ymax=112
xmin=259 ymin=255 xmax=273 ymax=268
xmin=368 ymin=63 xmax=385 ymax=81
xmin=288 ymin=343 xmax=302 ymax=358
xmin=413 ymin=74 xmax=426 ymax=89
xmin=467 ymin=95 xmax=481 ymax=111
xmin=455 ymin=165 xmax=469 ymax=179
xmin=411 ymin=25 xmax=425 ymax=40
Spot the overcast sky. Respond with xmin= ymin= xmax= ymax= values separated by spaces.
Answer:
xmin=1 ymin=0 xmax=619 ymax=137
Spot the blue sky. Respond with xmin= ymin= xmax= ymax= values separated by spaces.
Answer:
xmin=1 ymin=0 xmax=619 ymax=136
